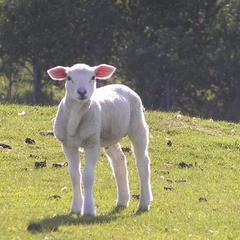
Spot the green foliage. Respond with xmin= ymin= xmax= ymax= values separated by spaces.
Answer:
xmin=1 ymin=105 xmax=240 ymax=239
xmin=0 ymin=0 xmax=127 ymax=103
xmin=0 ymin=1 xmax=240 ymax=120
xmin=123 ymin=0 xmax=240 ymax=121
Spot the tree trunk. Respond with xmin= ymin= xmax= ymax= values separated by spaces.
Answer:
xmin=32 ymin=60 xmax=42 ymax=104
xmin=6 ymin=74 xmax=14 ymax=101
xmin=165 ymin=79 xmax=171 ymax=110
xmin=161 ymin=79 xmax=171 ymax=111
xmin=226 ymin=86 xmax=240 ymax=122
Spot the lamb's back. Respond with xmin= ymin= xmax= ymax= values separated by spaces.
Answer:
xmin=93 ymin=84 xmax=140 ymax=146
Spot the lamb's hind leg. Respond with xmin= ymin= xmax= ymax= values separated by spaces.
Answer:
xmin=128 ymin=116 xmax=152 ymax=211
xmin=105 ymin=143 xmax=130 ymax=207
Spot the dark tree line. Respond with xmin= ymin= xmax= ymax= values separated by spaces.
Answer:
xmin=0 ymin=0 xmax=240 ymax=121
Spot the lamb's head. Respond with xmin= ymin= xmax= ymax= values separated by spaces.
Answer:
xmin=47 ymin=63 xmax=116 ymax=102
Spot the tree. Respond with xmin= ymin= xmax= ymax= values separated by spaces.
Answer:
xmin=0 ymin=0 xmax=127 ymax=103
xmin=1 ymin=0 xmax=240 ymax=121
xmin=123 ymin=0 xmax=240 ymax=120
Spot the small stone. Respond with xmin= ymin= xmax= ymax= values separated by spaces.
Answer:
xmin=25 ymin=138 xmax=35 ymax=144
xmin=39 ymin=131 xmax=54 ymax=136
xmin=175 ymin=179 xmax=187 ymax=183
xmin=160 ymin=176 xmax=165 ymax=181
xmin=49 ymin=195 xmax=61 ymax=200
xmin=132 ymin=194 xmax=140 ymax=200
xmin=178 ymin=161 xmax=193 ymax=169
xmin=166 ymin=138 xmax=172 ymax=147
xmin=167 ymin=140 xmax=172 ymax=147
xmin=199 ymin=197 xmax=207 ymax=202
xmin=34 ymin=160 xmax=46 ymax=168
xmin=52 ymin=162 xmax=68 ymax=168
xmin=176 ymin=111 xmax=182 ymax=119
xmin=18 ymin=111 xmax=26 ymax=116
xmin=61 ymin=186 xmax=67 ymax=192
xmin=164 ymin=186 xmax=174 ymax=191
xmin=0 ymin=143 xmax=12 ymax=149
xmin=208 ymin=229 xmax=217 ymax=234
xmin=160 ymin=170 xmax=170 ymax=175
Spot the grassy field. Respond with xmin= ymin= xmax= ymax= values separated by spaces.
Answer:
xmin=0 ymin=104 xmax=240 ymax=239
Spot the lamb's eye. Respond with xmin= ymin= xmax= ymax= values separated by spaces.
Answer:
xmin=91 ymin=76 xmax=95 ymax=81
xmin=67 ymin=76 xmax=72 ymax=81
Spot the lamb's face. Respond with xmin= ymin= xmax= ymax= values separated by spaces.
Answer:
xmin=65 ymin=64 xmax=96 ymax=102
xmin=47 ymin=63 xmax=116 ymax=102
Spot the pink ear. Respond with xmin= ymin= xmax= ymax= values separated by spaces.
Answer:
xmin=94 ymin=64 xmax=116 ymax=80
xmin=47 ymin=66 xmax=67 ymax=80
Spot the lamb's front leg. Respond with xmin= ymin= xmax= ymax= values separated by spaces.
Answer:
xmin=62 ymin=145 xmax=83 ymax=214
xmin=53 ymin=103 xmax=66 ymax=141
xmin=82 ymin=146 xmax=100 ymax=216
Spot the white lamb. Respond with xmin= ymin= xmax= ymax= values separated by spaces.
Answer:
xmin=47 ymin=63 xmax=152 ymax=216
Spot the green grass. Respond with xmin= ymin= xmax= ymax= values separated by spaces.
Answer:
xmin=1 ymin=104 xmax=240 ymax=239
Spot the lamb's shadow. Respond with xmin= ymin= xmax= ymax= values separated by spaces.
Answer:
xmin=27 ymin=207 xmax=129 ymax=233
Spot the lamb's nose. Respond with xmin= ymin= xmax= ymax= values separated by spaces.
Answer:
xmin=77 ymin=88 xmax=87 ymax=98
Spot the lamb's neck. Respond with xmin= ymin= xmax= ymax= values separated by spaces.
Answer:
xmin=65 ymin=96 xmax=92 ymax=137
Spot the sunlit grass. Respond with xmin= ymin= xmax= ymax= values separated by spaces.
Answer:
xmin=0 ymin=105 xmax=240 ymax=239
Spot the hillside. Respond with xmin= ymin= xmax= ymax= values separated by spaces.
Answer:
xmin=0 ymin=104 xmax=240 ymax=239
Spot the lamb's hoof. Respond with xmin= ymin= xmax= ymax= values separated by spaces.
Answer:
xmin=116 ymin=196 xmax=129 ymax=208
xmin=70 ymin=211 xmax=82 ymax=216
xmin=83 ymin=210 xmax=96 ymax=217
xmin=137 ymin=203 xmax=150 ymax=212
xmin=116 ymin=204 xmax=128 ymax=208
xmin=112 ymin=205 xmax=127 ymax=214
xmin=83 ymin=208 xmax=96 ymax=217
xmin=116 ymin=202 xmax=129 ymax=209
xmin=83 ymin=213 xmax=95 ymax=218
xmin=70 ymin=207 xmax=82 ymax=215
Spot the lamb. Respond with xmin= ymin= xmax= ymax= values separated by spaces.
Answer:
xmin=47 ymin=63 xmax=152 ymax=216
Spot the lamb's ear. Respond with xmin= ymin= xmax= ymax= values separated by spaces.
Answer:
xmin=94 ymin=64 xmax=116 ymax=80
xmin=47 ymin=66 xmax=67 ymax=80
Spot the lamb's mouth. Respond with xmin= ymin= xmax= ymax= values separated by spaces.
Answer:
xmin=76 ymin=96 xmax=90 ymax=103
xmin=77 ymin=96 xmax=87 ymax=100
